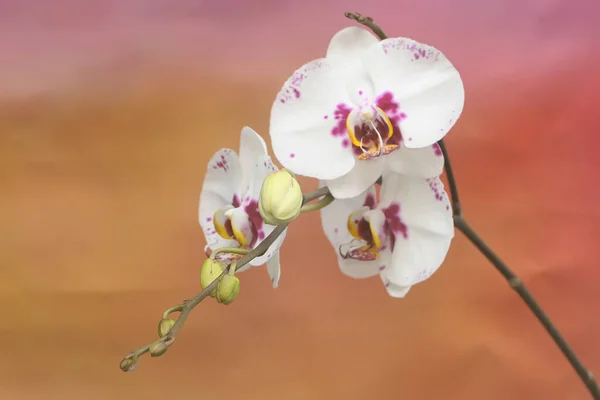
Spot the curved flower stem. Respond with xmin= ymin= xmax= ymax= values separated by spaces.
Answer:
xmin=119 ymin=188 xmax=325 ymax=372
xmin=346 ymin=11 xmax=599 ymax=399
xmin=300 ymin=193 xmax=334 ymax=213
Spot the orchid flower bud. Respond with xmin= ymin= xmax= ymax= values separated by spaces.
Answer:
xmin=149 ymin=340 xmax=169 ymax=357
xmin=158 ymin=318 xmax=176 ymax=338
xmin=258 ymin=169 xmax=303 ymax=225
xmin=200 ymin=258 xmax=225 ymax=297
xmin=216 ymin=274 xmax=240 ymax=305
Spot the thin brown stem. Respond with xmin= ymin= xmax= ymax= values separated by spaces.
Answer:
xmin=346 ymin=11 xmax=599 ymax=399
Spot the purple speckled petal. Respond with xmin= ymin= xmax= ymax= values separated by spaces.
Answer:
xmin=270 ymin=58 xmax=356 ymax=180
xmin=379 ymin=170 xmax=454 ymax=291
xmin=362 ymin=37 xmax=464 ymax=148
xmin=198 ymin=148 xmax=243 ymax=251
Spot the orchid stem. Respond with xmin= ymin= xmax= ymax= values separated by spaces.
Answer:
xmin=300 ymin=193 xmax=334 ymax=213
xmin=345 ymin=11 xmax=599 ymax=399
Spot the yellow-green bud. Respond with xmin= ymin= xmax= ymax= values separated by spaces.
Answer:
xmin=119 ymin=354 xmax=137 ymax=372
xmin=149 ymin=340 xmax=169 ymax=357
xmin=216 ymin=274 xmax=240 ymax=305
xmin=200 ymin=258 xmax=225 ymax=297
xmin=258 ymin=169 xmax=303 ymax=225
xmin=158 ymin=318 xmax=176 ymax=338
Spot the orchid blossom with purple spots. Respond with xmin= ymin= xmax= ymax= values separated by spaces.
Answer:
xmin=321 ymin=169 xmax=453 ymax=297
xmin=269 ymin=26 xmax=464 ymax=199
xmin=198 ymin=126 xmax=286 ymax=288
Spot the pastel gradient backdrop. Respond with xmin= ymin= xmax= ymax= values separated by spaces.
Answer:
xmin=1 ymin=1 xmax=599 ymax=399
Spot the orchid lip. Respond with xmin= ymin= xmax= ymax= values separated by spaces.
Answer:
xmin=213 ymin=207 xmax=255 ymax=248
xmin=339 ymin=240 xmax=380 ymax=261
xmin=343 ymin=210 xmax=386 ymax=261
xmin=345 ymin=105 xmax=396 ymax=160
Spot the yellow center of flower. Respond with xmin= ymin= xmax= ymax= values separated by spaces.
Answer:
xmin=345 ymin=210 xmax=384 ymax=260
xmin=346 ymin=105 xmax=397 ymax=161
xmin=213 ymin=207 xmax=252 ymax=248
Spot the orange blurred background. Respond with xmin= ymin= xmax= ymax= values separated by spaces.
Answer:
xmin=1 ymin=1 xmax=599 ymax=399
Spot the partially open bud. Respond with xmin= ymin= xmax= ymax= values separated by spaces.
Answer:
xmin=158 ymin=318 xmax=176 ymax=338
xmin=149 ymin=340 xmax=169 ymax=357
xmin=216 ymin=274 xmax=240 ymax=305
xmin=259 ymin=169 xmax=303 ymax=225
xmin=200 ymin=258 xmax=225 ymax=297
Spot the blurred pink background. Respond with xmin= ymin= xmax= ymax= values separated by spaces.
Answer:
xmin=1 ymin=1 xmax=599 ymax=399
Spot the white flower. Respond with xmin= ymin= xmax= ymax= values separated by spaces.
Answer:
xmin=270 ymin=26 xmax=464 ymax=199
xmin=198 ymin=126 xmax=286 ymax=288
xmin=320 ymin=169 xmax=454 ymax=297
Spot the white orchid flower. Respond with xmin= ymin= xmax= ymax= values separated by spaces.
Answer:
xmin=270 ymin=26 xmax=464 ymax=199
xmin=320 ymin=169 xmax=454 ymax=297
xmin=198 ymin=126 xmax=286 ymax=288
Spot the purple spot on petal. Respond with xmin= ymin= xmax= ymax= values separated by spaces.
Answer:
xmin=432 ymin=143 xmax=442 ymax=157
xmin=363 ymin=193 xmax=377 ymax=210
xmin=382 ymin=202 xmax=409 ymax=252
xmin=331 ymin=103 xmax=352 ymax=137
xmin=232 ymin=195 xmax=241 ymax=208
xmin=292 ymin=87 xmax=301 ymax=98
xmin=334 ymin=228 xmax=339 ymax=234
xmin=379 ymin=265 xmax=386 ymax=271
xmin=324 ymin=115 xmax=329 ymax=119
xmin=206 ymin=217 xmax=212 ymax=222
xmin=290 ymin=153 xmax=295 ymax=158
xmin=358 ymin=90 xmax=363 ymax=95
xmin=341 ymin=139 xmax=350 ymax=148
xmin=244 ymin=200 xmax=263 ymax=248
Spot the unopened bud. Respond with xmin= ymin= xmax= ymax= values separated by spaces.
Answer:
xmin=149 ymin=340 xmax=169 ymax=357
xmin=258 ymin=169 xmax=303 ymax=225
xmin=158 ymin=318 xmax=176 ymax=338
xmin=120 ymin=354 xmax=137 ymax=372
xmin=200 ymin=258 xmax=225 ymax=297
xmin=216 ymin=274 xmax=240 ymax=305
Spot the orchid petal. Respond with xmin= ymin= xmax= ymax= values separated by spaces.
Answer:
xmin=249 ymin=229 xmax=287 ymax=267
xmin=238 ymin=126 xmax=278 ymax=198
xmin=265 ymin=249 xmax=282 ymax=288
xmin=379 ymin=171 xmax=454 ymax=290
xmin=363 ymin=37 xmax=464 ymax=148
xmin=198 ymin=149 xmax=243 ymax=250
xmin=326 ymin=27 xmax=379 ymax=66
xmin=325 ymin=157 xmax=384 ymax=199
xmin=386 ymin=143 xmax=444 ymax=178
xmin=270 ymin=59 xmax=357 ymax=180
